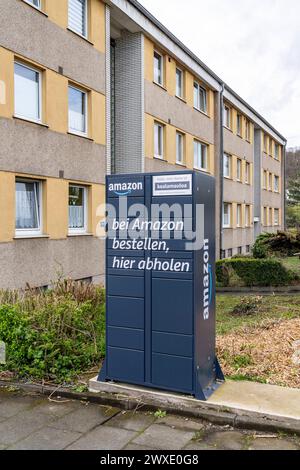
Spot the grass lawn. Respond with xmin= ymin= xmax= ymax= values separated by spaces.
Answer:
xmin=216 ymin=294 xmax=300 ymax=388
xmin=281 ymin=256 xmax=300 ymax=277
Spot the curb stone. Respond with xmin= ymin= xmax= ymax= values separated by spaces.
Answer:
xmin=1 ymin=380 xmax=299 ymax=437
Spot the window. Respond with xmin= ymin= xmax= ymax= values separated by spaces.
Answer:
xmin=15 ymin=179 xmax=42 ymax=236
xmin=237 ymin=246 xmax=243 ymax=255
xmin=274 ymin=175 xmax=279 ymax=193
xmin=245 ymin=120 xmax=250 ymax=141
xmin=223 ymin=203 xmax=231 ymax=228
xmin=14 ymin=62 xmax=41 ymax=122
xmin=176 ymin=132 xmax=184 ymax=165
xmin=220 ymin=250 xmax=226 ymax=260
xmin=269 ymin=139 xmax=273 ymax=156
xmin=223 ymin=153 xmax=231 ymax=178
xmin=25 ymin=0 xmax=41 ymax=8
xmin=264 ymin=134 xmax=268 ymax=153
xmin=237 ymin=114 xmax=242 ymax=136
xmin=264 ymin=207 xmax=268 ymax=226
xmin=154 ymin=122 xmax=164 ymax=159
xmin=245 ymin=205 xmax=250 ymax=227
xmin=237 ymin=158 xmax=242 ymax=181
xmin=269 ymin=207 xmax=273 ymax=226
xmin=245 ymin=245 xmax=250 ymax=254
xmin=237 ymin=204 xmax=242 ymax=227
xmin=275 ymin=144 xmax=280 ymax=160
xmin=176 ymin=67 xmax=184 ymax=98
xmin=224 ymin=105 xmax=231 ymax=128
xmin=68 ymin=0 xmax=87 ymax=38
xmin=245 ymin=162 xmax=250 ymax=184
xmin=274 ymin=209 xmax=279 ymax=226
xmin=154 ymin=51 xmax=163 ymax=86
xmin=69 ymin=185 xmax=87 ymax=233
xmin=193 ymin=82 xmax=207 ymax=113
xmin=194 ymin=140 xmax=208 ymax=171
xmin=68 ymin=85 xmax=87 ymax=136
xmin=269 ymin=173 xmax=273 ymax=191
xmin=263 ymin=170 xmax=267 ymax=189
xmin=227 ymin=249 xmax=233 ymax=258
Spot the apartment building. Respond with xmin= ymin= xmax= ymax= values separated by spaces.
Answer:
xmin=0 ymin=0 xmax=286 ymax=289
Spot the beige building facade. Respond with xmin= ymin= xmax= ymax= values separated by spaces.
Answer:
xmin=0 ymin=0 xmax=286 ymax=289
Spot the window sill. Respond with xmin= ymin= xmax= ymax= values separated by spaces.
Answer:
xmin=68 ymin=233 xmax=93 ymax=237
xmin=194 ymin=167 xmax=209 ymax=173
xmin=153 ymin=155 xmax=166 ymax=161
xmin=224 ymin=176 xmax=232 ymax=180
xmin=224 ymin=126 xmax=233 ymax=133
xmin=176 ymin=162 xmax=186 ymax=167
xmin=152 ymin=81 xmax=167 ymax=92
xmin=67 ymin=28 xmax=94 ymax=46
xmin=175 ymin=95 xmax=187 ymax=104
xmin=21 ymin=0 xmax=48 ymax=17
xmin=13 ymin=116 xmax=49 ymax=128
xmin=14 ymin=234 xmax=49 ymax=240
xmin=193 ymin=107 xmax=209 ymax=118
xmin=67 ymin=131 xmax=94 ymax=141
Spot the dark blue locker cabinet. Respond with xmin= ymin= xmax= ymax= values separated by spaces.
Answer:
xmin=99 ymin=171 xmax=224 ymax=400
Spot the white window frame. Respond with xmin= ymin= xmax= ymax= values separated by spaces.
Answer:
xmin=14 ymin=61 xmax=42 ymax=124
xmin=154 ymin=122 xmax=164 ymax=159
xmin=274 ymin=209 xmax=279 ymax=226
xmin=224 ymin=105 xmax=231 ymax=129
xmin=275 ymin=144 xmax=280 ymax=160
xmin=154 ymin=51 xmax=163 ymax=86
xmin=245 ymin=120 xmax=250 ymax=141
xmin=68 ymin=85 xmax=88 ymax=137
xmin=176 ymin=67 xmax=184 ymax=99
xmin=223 ymin=203 xmax=231 ymax=228
xmin=269 ymin=173 xmax=273 ymax=191
xmin=245 ymin=205 xmax=250 ymax=227
xmin=68 ymin=0 xmax=88 ymax=39
xmin=193 ymin=81 xmax=207 ymax=113
xmin=24 ymin=0 xmax=42 ymax=10
xmin=68 ymin=185 xmax=88 ymax=234
xmin=274 ymin=175 xmax=279 ymax=193
xmin=176 ymin=132 xmax=184 ymax=165
xmin=264 ymin=207 xmax=268 ymax=226
xmin=263 ymin=170 xmax=267 ymax=189
xmin=237 ymin=114 xmax=242 ymax=136
xmin=15 ymin=178 xmax=42 ymax=237
xmin=245 ymin=162 xmax=250 ymax=184
xmin=237 ymin=158 xmax=242 ymax=181
xmin=237 ymin=204 xmax=242 ymax=227
xmin=223 ymin=153 xmax=231 ymax=178
xmin=194 ymin=140 xmax=208 ymax=171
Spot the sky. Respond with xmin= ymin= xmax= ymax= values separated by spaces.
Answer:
xmin=138 ymin=0 xmax=300 ymax=148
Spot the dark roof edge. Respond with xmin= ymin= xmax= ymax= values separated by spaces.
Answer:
xmin=127 ymin=0 xmax=287 ymax=143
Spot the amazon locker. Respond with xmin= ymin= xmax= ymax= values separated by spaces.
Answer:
xmin=99 ymin=171 xmax=224 ymax=400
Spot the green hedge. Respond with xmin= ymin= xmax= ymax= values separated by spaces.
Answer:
xmin=216 ymin=258 xmax=293 ymax=287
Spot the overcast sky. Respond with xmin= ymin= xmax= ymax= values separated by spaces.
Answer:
xmin=139 ymin=0 xmax=300 ymax=148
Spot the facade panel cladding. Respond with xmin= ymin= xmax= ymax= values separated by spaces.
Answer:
xmin=0 ymin=0 xmax=286 ymax=288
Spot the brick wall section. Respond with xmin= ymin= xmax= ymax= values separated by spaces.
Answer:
xmin=114 ymin=32 xmax=144 ymax=174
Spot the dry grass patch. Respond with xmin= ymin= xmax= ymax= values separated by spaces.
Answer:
xmin=217 ymin=318 xmax=300 ymax=388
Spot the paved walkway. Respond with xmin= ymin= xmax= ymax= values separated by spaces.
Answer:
xmin=0 ymin=389 xmax=299 ymax=450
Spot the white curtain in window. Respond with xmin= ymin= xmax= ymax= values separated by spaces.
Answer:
xmin=16 ymin=182 xmax=39 ymax=229
xmin=69 ymin=206 xmax=84 ymax=229
xmin=69 ymin=0 xmax=86 ymax=36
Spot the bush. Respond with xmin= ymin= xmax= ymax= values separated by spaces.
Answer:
xmin=216 ymin=258 xmax=293 ymax=287
xmin=0 ymin=280 xmax=105 ymax=383
xmin=252 ymin=231 xmax=300 ymax=258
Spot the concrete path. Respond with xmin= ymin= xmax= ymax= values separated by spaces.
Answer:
xmin=0 ymin=389 xmax=299 ymax=450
